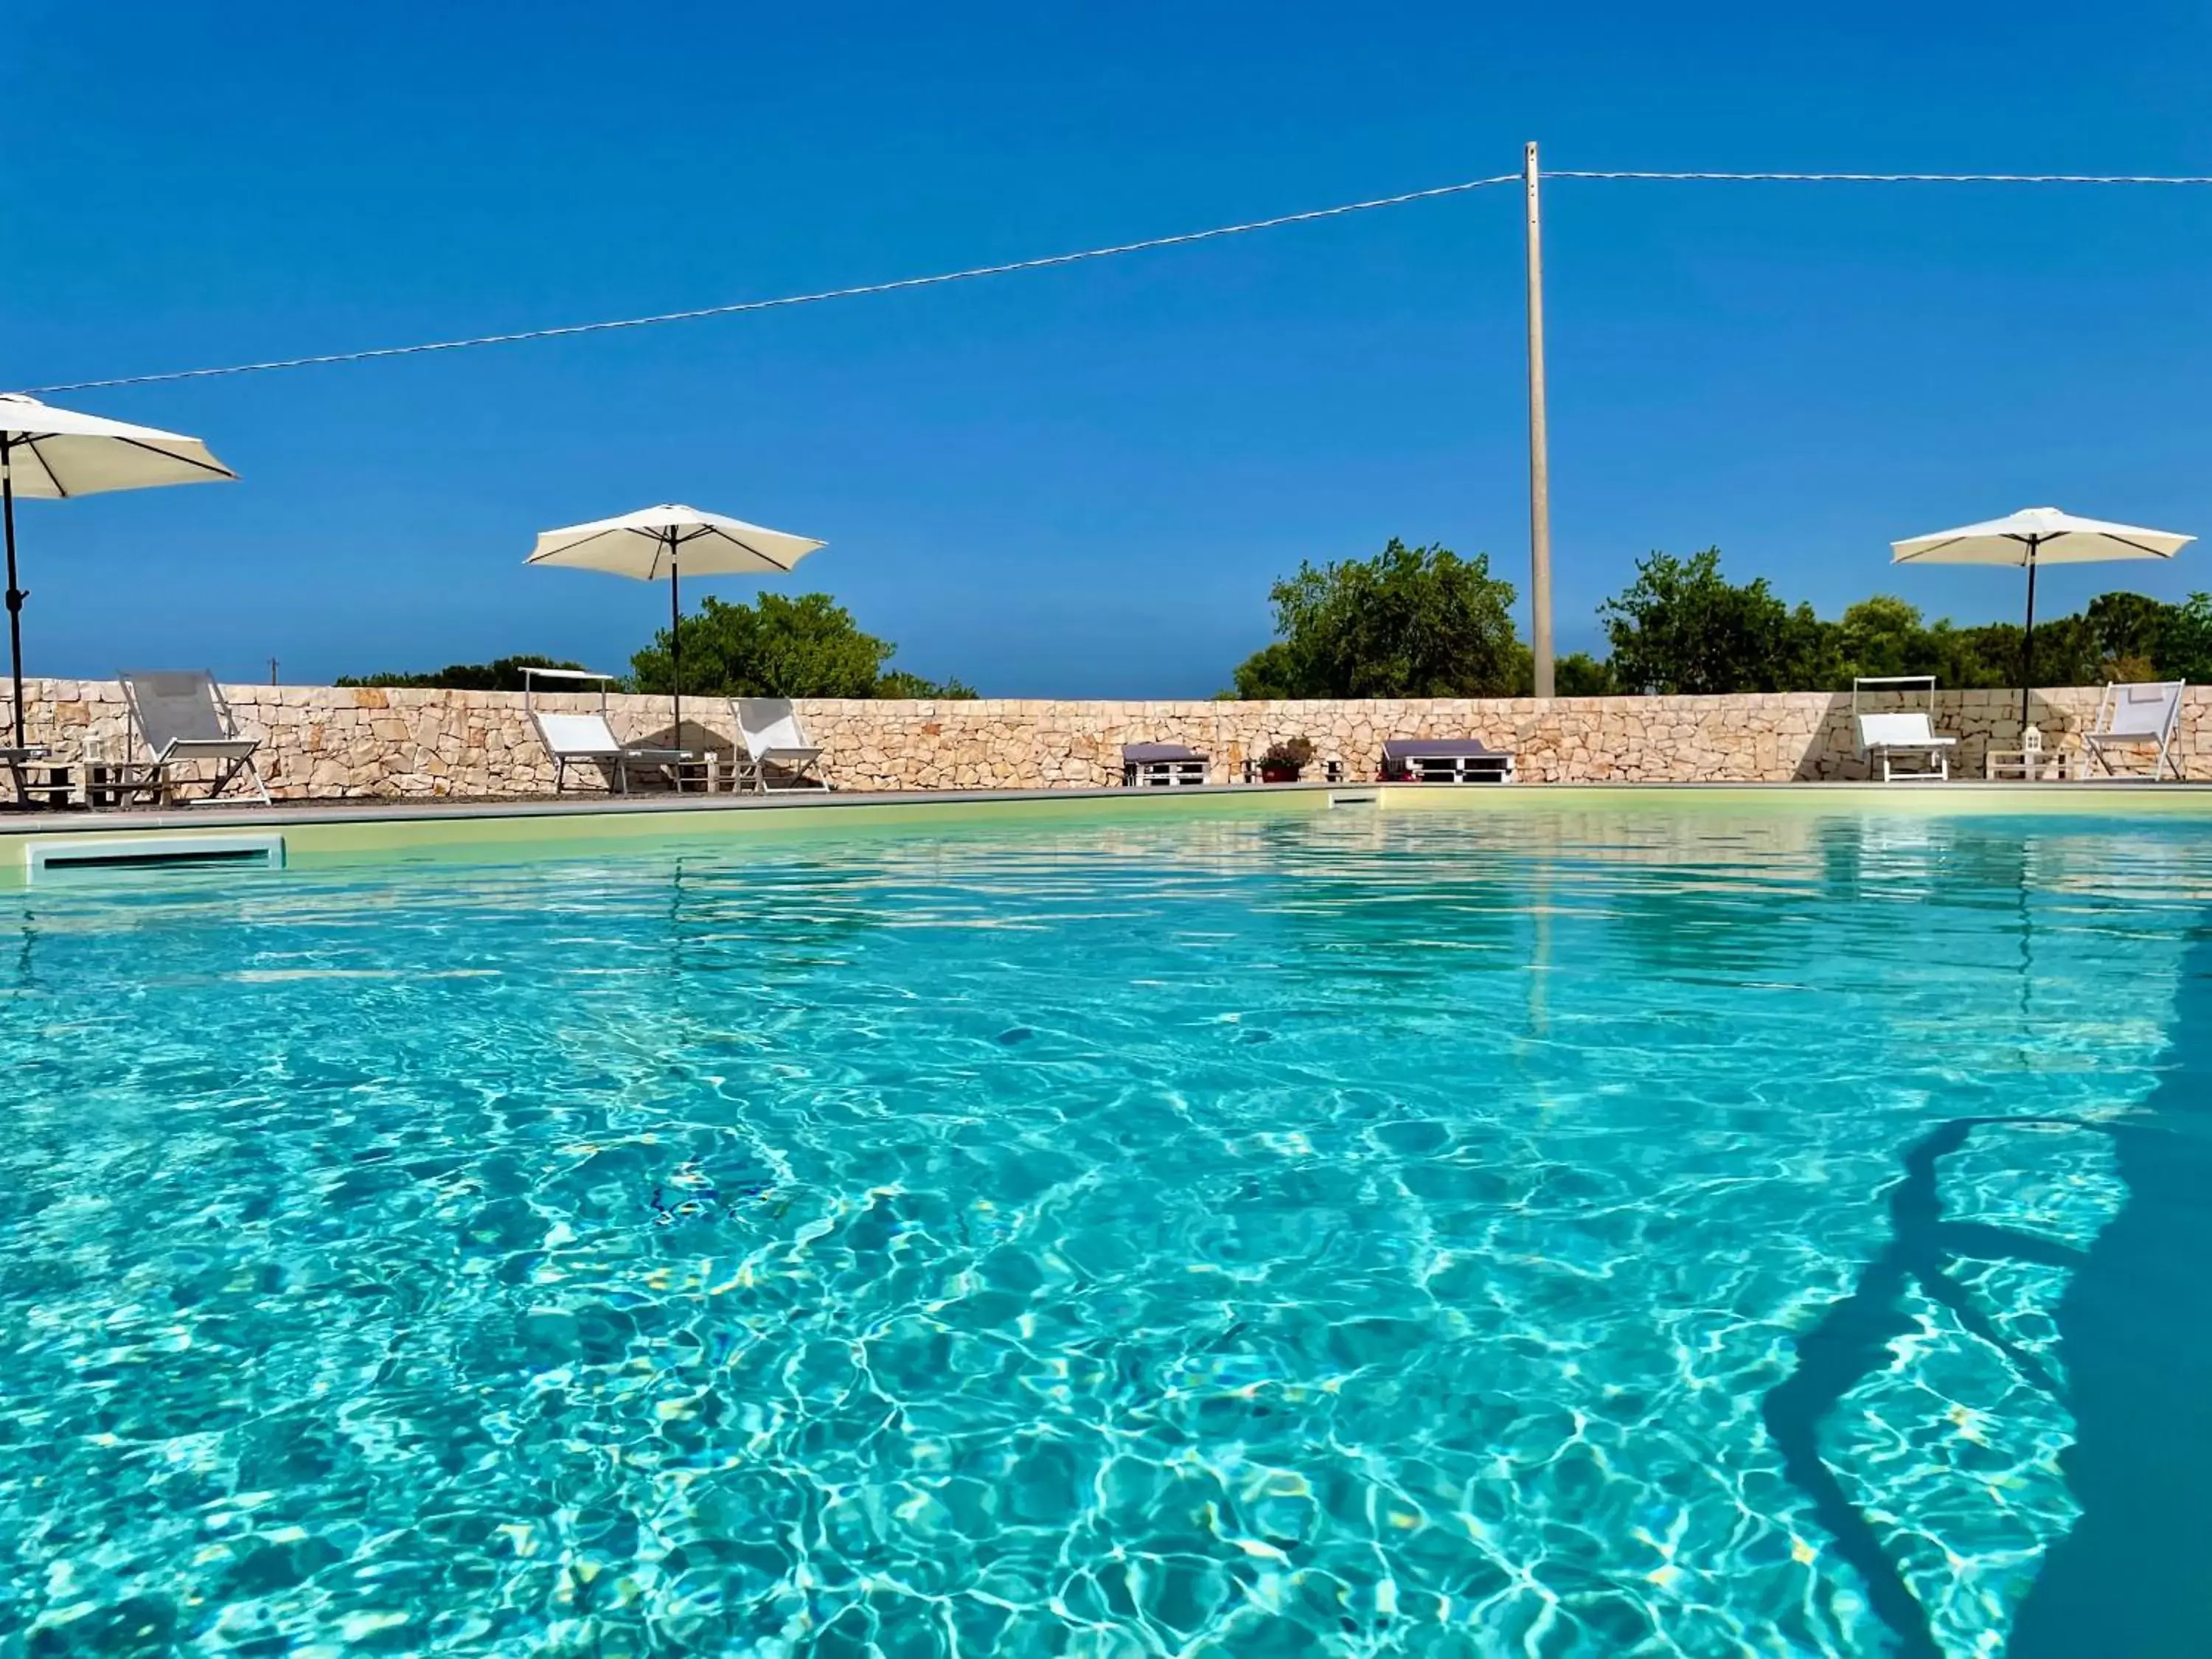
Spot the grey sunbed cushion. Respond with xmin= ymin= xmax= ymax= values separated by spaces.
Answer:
xmin=1382 ymin=737 xmax=1507 ymax=761
xmin=1123 ymin=743 xmax=1208 ymax=762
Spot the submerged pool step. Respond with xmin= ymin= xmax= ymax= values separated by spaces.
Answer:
xmin=24 ymin=832 xmax=286 ymax=882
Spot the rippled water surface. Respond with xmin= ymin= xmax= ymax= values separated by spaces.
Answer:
xmin=3 ymin=804 xmax=2209 ymax=1658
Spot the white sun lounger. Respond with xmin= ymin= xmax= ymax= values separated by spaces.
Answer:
xmin=525 ymin=667 xmax=690 ymax=794
xmin=2081 ymin=679 xmax=2185 ymax=780
xmin=1853 ymin=677 xmax=1954 ymax=782
xmin=1121 ymin=742 xmax=1209 ymax=787
xmin=119 ymin=670 xmax=271 ymax=804
xmin=732 ymin=698 xmax=828 ymax=792
xmin=1380 ymin=737 xmax=1517 ymax=784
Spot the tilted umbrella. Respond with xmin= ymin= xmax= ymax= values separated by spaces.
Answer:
xmin=1891 ymin=506 xmax=2193 ymax=730
xmin=0 ymin=393 xmax=237 ymax=744
xmin=524 ymin=504 xmax=825 ymax=738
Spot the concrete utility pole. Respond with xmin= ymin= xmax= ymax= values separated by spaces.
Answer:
xmin=1523 ymin=140 xmax=1555 ymax=698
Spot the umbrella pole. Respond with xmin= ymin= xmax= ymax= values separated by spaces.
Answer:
xmin=1 ymin=438 xmax=22 ymax=748
xmin=668 ymin=528 xmax=682 ymax=746
xmin=2020 ymin=546 xmax=2039 ymax=735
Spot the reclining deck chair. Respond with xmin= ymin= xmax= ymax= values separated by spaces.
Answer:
xmin=732 ymin=698 xmax=829 ymax=792
xmin=1853 ymin=677 xmax=1955 ymax=783
xmin=525 ymin=667 xmax=692 ymax=794
xmin=119 ymin=670 xmax=270 ymax=804
xmin=2081 ymin=680 xmax=2185 ymax=780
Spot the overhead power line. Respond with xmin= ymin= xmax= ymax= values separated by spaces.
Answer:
xmin=24 ymin=166 xmax=2212 ymax=396
xmin=24 ymin=174 xmax=1522 ymax=395
xmin=1549 ymin=169 xmax=2212 ymax=184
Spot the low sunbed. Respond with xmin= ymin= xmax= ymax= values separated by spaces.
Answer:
xmin=1852 ymin=676 xmax=1954 ymax=783
xmin=2082 ymin=679 xmax=2185 ymax=780
xmin=1121 ymin=742 xmax=1209 ymax=787
xmin=524 ymin=667 xmax=691 ymax=795
xmin=732 ymin=698 xmax=829 ymax=792
xmin=119 ymin=670 xmax=270 ymax=804
xmin=1380 ymin=737 xmax=1516 ymax=784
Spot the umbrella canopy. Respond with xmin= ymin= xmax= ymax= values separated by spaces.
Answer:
xmin=525 ymin=504 xmax=824 ymax=580
xmin=0 ymin=393 xmax=237 ymax=498
xmin=1891 ymin=506 xmax=2192 ymax=729
xmin=525 ymin=504 xmax=826 ymax=740
xmin=1891 ymin=506 xmax=2191 ymax=568
xmin=0 ymin=393 xmax=237 ymax=748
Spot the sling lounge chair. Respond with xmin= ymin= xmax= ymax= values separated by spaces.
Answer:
xmin=525 ymin=667 xmax=691 ymax=795
xmin=1121 ymin=742 xmax=1209 ymax=787
xmin=1380 ymin=737 xmax=1516 ymax=784
xmin=119 ymin=670 xmax=270 ymax=805
xmin=733 ymin=698 xmax=829 ymax=792
xmin=1853 ymin=676 xmax=1953 ymax=782
xmin=2082 ymin=679 xmax=2185 ymax=780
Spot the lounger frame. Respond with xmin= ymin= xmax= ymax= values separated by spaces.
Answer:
xmin=1852 ymin=677 xmax=1954 ymax=784
xmin=525 ymin=667 xmax=691 ymax=794
xmin=731 ymin=699 xmax=830 ymax=793
xmin=118 ymin=671 xmax=271 ymax=806
xmin=2081 ymin=680 xmax=2186 ymax=782
xmin=1379 ymin=740 xmax=1517 ymax=785
xmin=1121 ymin=745 xmax=1210 ymax=787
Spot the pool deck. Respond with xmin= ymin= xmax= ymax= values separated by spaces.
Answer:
xmin=0 ymin=781 xmax=1319 ymax=834
xmin=2 ymin=777 xmax=2205 ymax=886
xmin=2 ymin=776 xmax=2208 ymax=838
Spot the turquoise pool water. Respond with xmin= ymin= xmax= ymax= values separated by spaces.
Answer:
xmin=1 ymin=806 xmax=2207 ymax=1658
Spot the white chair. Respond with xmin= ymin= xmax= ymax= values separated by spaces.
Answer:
xmin=732 ymin=698 xmax=828 ymax=792
xmin=1852 ymin=676 xmax=1954 ymax=783
xmin=524 ymin=667 xmax=689 ymax=794
xmin=2082 ymin=680 xmax=2185 ymax=780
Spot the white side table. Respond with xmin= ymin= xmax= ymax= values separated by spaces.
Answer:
xmin=1985 ymin=749 xmax=2075 ymax=782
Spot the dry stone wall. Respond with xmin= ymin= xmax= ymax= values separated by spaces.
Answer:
xmin=13 ymin=680 xmax=2203 ymax=799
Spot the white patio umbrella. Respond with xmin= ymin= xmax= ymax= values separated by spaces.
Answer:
xmin=0 ymin=393 xmax=237 ymax=745
xmin=524 ymin=504 xmax=825 ymax=738
xmin=1891 ymin=506 xmax=2193 ymax=730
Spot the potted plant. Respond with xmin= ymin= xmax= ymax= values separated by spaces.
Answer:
xmin=1258 ymin=737 xmax=1315 ymax=783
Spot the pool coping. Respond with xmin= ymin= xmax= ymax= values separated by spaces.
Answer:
xmin=0 ymin=782 xmax=1326 ymax=836
xmin=4 ymin=775 xmax=2211 ymax=839
xmin=4 ymin=779 xmax=2212 ymax=832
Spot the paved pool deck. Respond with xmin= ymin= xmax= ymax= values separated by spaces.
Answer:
xmin=3 ymin=778 xmax=2206 ymax=888
xmin=2 ymin=776 xmax=2208 ymax=838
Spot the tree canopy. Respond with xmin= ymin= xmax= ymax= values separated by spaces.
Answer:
xmin=337 ymin=654 xmax=585 ymax=692
xmin=629 ymin=592 xmax=975 ymax=700
xmin=1228 ymin=538 xmax=2212 ymax=699
xmin=1230 ymin=539 xmax=1521 ymax=699
xmin=1601 ymin=549 xmax=1832 ymax=695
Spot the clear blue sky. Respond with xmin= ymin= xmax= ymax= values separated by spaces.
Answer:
xmin=6 ymin=1 xmax=2210 ymax=695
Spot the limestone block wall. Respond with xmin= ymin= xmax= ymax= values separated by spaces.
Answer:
xmin=13 ymin=680 xmax=2202 ymax=799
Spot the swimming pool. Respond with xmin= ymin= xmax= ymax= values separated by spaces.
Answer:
xmin=1 ymin=801 xmax=2205 ymax=1656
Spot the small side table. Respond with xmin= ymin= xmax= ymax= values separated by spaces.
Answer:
xmin=85 ymin=761 xmax=167 ymax=809
xmin=1985 ymin=749 xmax=2075 ymax=782
xmin=669 ymin=756 xmax=720 ymax=794
xmin=20 ymin=762 xmax=80 ymax=810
